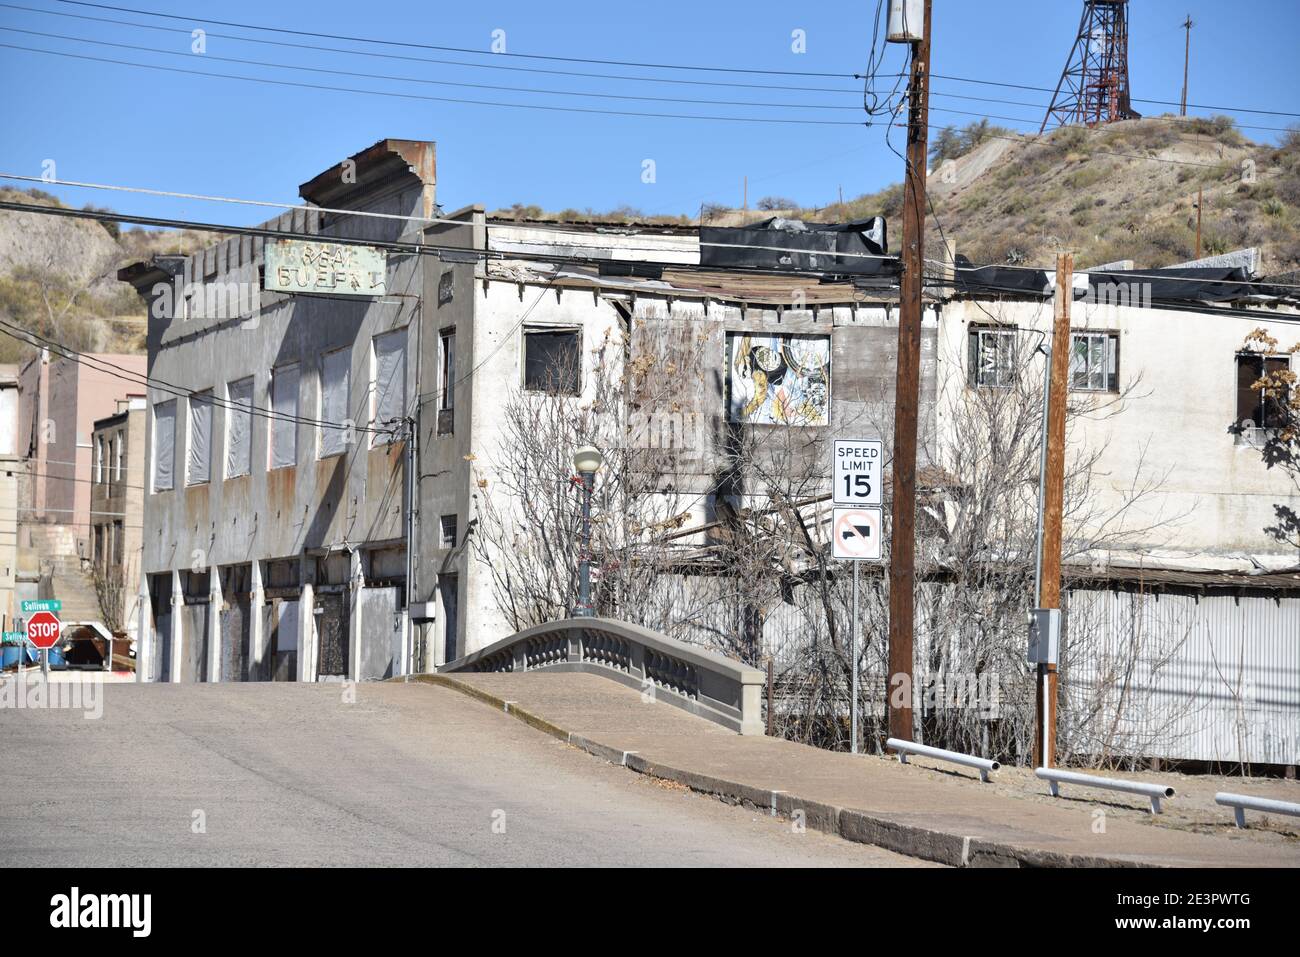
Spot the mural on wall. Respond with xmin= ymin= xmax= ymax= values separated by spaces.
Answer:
xmin=728 ymin=333 xmax=831 ymax=426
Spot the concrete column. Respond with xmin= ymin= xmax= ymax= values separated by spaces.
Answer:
xmin=299 ymin=580 xmax=314 ymax=683
xmin=348 ymin=549 xmax=363 ymax=682
xmin=136 ymin=576 xmax=152 ymax=683
xmin=249 ymin=560 xmax=264 ymax=678
xmin=169 ymin=569 xmax=183 ymax=684
xmin=207 ymin=568 xmax=222 ymax=682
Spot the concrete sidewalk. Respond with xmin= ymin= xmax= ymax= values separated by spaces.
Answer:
xmin=412 ymin=671 xmax=1300 ymax=868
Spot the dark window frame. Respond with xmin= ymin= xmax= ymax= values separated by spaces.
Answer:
xmin=1236 ymin=352 xmax=1292 ymax=430
xmin=967 ymin=325 xmax=1019 ymax=390
xmin=1069 ymin=330 xmax=1121 ymax=393
xmin=522 ymin=326 xmax=582 ymax=396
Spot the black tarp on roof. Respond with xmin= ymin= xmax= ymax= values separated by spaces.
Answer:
xmin=700 ymin=216 xmax=893 ymax=277
xmin=950 ymin=256 xmax=1287 ymax=304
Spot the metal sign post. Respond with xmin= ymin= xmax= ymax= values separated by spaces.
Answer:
xmin=831 ymin=439 xmax=885 ymax=754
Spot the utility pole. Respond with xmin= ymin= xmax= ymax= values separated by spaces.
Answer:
xmin=1035 ymin=252 xmax=1073 ymax=768
xmin=1195 ymin=187 xmax=1204 ymax=260
xmin=886 ymin=0 xmax=931 ymax=744
xmin=1180 ymin=15 xmax=1194 ymax=117
xmin=742 ymin=176 xmax=748 ymax=213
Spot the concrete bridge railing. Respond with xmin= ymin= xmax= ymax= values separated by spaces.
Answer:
xmin=440 ymin=618 xmax=766 ymax=735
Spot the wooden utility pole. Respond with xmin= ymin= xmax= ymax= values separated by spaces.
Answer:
xmin=1195 ymin=187 xmax=1204 ymax=260
xmin=887 ymin=0 xmax=932 ymax=743
xmin=1035 ymin=251 xmax=1073 ymax=768
xmin=1180 ymin=16 xmax=1194 ymax=117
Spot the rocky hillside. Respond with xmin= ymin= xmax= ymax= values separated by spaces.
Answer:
xmin=0 ymin=187 xmax=213 ymax=363
xmin=839 ymin=116 xmax=1300 ymax=275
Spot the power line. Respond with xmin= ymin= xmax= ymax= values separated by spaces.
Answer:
xmin=0 ymin=42 xmax=867 ymax=127
xmin=53 ymin=0 xmax=857 ymax=78
xmin=0 ymin=316 xmax=395 ymax=435
xmin=47 ymin=0 xmax=1300 ymax=119
xmin=4 ymin=197 xmax=1298 ymax=298
xmin=0 ymin=197 xmax=901 ymax=269
xmin=0 ymin=1 xmax=873 ymax=95
xmin=929 ymin=72 xmax=1300 ymax=120
xmin=0 ymin=26 xmax=866 ymax=112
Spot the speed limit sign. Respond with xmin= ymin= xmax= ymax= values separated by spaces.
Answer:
xmin=832 ymin=439 xmax=882 ymax=507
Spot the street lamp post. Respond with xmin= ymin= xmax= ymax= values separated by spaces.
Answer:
xmin=572 ymin=445 xmax=603 ymax=619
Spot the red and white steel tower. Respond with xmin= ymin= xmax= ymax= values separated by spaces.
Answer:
xmin=1040 ymin=0 xmax=1141 ymax=132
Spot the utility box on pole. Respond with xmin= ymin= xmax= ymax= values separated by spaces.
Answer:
xmin=1027 ymin=608 xmax=1060 ymax=665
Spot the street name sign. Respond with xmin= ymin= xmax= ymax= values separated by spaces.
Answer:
xmin=832 ymin=506 xmax=884 ymax=561
xmin=832 ymin=439 xmax=883 ymax=507
xmin=21 ymin=599 xmax=61 ymax=613
xmin=26 ymin=610 xmax=61 ymax=650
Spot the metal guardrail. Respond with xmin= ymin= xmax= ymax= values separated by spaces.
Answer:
xmin=1035 ymin=767 xmax=1175 ymax=814
xmin=440 ymin=617 xmax=767 ymax=735
xmin=886 ymin=737 xmax=1000 ymax=783
xmin=1215 ymin=792 xmax=1300 ymax=829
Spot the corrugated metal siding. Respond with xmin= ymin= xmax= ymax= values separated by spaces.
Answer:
xmin=1066 ymin=588 xmax=1300 ymax=766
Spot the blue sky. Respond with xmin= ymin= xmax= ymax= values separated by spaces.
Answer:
xmin=1 ymin=0 xmax=1297 ymax=227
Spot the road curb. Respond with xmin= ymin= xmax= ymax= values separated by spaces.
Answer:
xmin=407 ymin=673 xmax=1154 ymax=869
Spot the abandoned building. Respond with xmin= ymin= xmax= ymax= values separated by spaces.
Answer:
xmin=118 ymin=136 xmax=1300 ymax=770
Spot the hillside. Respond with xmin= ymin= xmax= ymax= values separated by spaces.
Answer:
xmin=0 ymin=187 xmax=213 ymax=363
xmin=838 ymin=115 xmax=1300 ymax=275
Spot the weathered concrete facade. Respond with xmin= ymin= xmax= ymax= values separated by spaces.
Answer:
xmin=937 ymin=295 xmax=1300 ymax=567
xmin=16 ymin=348 xmax=147 ymax=554
xmin=126 ymin=140 xmax=436 ymax=682
xmin=90 ymin=397 xmax=145 ymax=637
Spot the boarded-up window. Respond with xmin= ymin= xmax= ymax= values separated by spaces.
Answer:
xmin=968 ymin=327 xmax=1018 ymax=389
xmin=320 ymin=348 xmax=351 ymax=458
xmin=440 ymin=514 xmax=457 ymax=549
xmin=270 ymin=362 xmax=298 ymax=470
xmin=1236 ymin=353 xmax=1291 ymax=429
xmin=153 ymin=400 xmax=176 ymax=491
xmin=372 ymin=328 xmax=406 ymax=445
xmin=187 ymin=390 xmax=213 ymax=485
xmin=226 ymin=376 xmax=253 ymax=477
xmin=113 ymin=519 xmax=124 ymax=565
xmin=523 ymin=327 xmax=581 ymax=395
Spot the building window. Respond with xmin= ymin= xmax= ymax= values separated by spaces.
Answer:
xmin=93 ymin=524 xmax=105 ymax=568
xmin=523 ymin=327 xmax=581 ymax=395
xmin=186 ymin=390 xmax=213 ymax=486
xmin=115 ymin=428 xmax=125 ymax=481
xmin=1236 ymin=353 xmax=1292 ymax=429
xmin=270 ymin=362 xmax=299 ymax=470
xmin=113 ymin=519 xmax=124 ymax=566
xmin=226 ymin=376 xmax=254 ymax=478
xmin=439 ymin=330 xmax=455 ymax=411
xmin=94 ymin=435 xmax=103 ymax=485
xmin=1070 ymin=332 xmax=1119 ymax=392
xmin=153 ymin=400 xmax=176 ymax=492
xmin=440 ymin=514 xmax=458 ymax=549
xmin=371 ymin=328 xmax=407 ymax=446
xmin=968 ymin=327 xmax=1018 ymax=389
xmin=319 ymin=348 xmax=351 ymax=458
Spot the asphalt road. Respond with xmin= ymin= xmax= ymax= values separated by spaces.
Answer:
xmin=0 ymin=679 xmax=928 ymax=867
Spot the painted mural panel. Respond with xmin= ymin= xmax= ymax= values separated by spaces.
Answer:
xmin=728 ymin=333 xmax=831 ymax=426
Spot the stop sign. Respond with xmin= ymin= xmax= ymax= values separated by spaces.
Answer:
xmin=26 ymin=610 xmax=61 ymax=650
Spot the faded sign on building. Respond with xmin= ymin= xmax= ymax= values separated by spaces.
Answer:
xmin=264 ymin=239 xmax=387 ymax=297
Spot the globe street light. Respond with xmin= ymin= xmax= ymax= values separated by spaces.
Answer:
xmin=572 ymin=445 xmax=603 ymax=618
